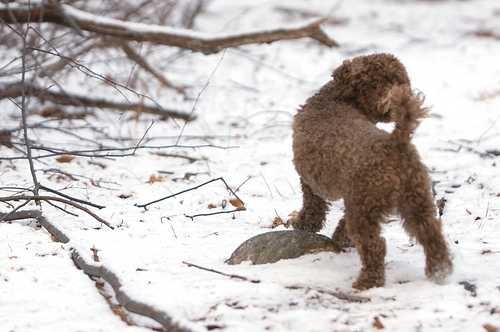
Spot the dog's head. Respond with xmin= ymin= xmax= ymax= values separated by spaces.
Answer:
xmin=331 ymin=53 xmax=411 ymax=122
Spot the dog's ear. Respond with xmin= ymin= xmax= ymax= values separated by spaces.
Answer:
xmin=331 ymin=59 xmax=351 ymax=79
xmin=331 ymin=59 xmax=356 ymax=99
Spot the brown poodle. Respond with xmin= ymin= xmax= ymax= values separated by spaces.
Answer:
xmin=291 ymin=53 xmax=453 ymax=290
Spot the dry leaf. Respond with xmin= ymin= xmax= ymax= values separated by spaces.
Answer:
xmin=229 ymin=198 xmax=245 ymax=209
xmin=484 ymin=324 xmax=498 ymax=332
xmin=472 ymin=29 xmax=500 ymax=40
xmin=40 ymin=106 xmax=65 ymax=118
xmin=271 ymin=216 xmax=285 ymax=228
xmin=207 ymin=203 xmax=217 ymax=209
xmin=372 ymin=316 xmax=384 ymax=330
xmin=147 ymin=174 xmax=165 ymax=184
xmin=56 ymin=155 xmax=76 ymax=163
xmin=0 ymin=130 xmax=13 ymax=148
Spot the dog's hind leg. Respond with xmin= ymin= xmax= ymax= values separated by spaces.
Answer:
xmin=291 ymin=179 xmax=328 ymax=233
xmin=399 ymin=181 xmax=453 ymax=283
xmin=331 ymin=217 xmax=354 ymax=249
xmin=345 ymin=201 xmax=386 ymax=290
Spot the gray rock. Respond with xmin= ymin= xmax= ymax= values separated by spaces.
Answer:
xmin=226 ymin=230 xmax=341 ymax=265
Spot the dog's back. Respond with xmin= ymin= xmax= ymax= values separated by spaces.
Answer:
xmin=293 ymin=102 xmax=399 ymax=201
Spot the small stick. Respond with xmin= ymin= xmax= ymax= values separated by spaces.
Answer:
xmin=285 ymin=284 xmax=371 ymax=303
xmin=184 ymin=207 xmax=245 ymax=220
xmin=136 ymin=177 xmax=244 ymax=209
xmin=152 ymin=152 xmax=203 ymax=163
xmin=182 ymin=261 xmax=260 ymax=283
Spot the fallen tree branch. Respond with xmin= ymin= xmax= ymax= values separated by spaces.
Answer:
xmin=0 ymin=2 xmax=339 ymax=54
xmin=0 ymin=209 xmax=70 ymax=243
xmin=0 ymin=81 xmax=194 ymax=120
xmin=0 ymin=195 xmax=114 ymax=229
xmin=1 ymin=209 xmax=191 ymax=331
xmin=72 ymin=251 xmax=192 ymax=332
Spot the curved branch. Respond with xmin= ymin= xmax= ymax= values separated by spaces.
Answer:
xmin=0 ymin=2 xmax=339 ymax=54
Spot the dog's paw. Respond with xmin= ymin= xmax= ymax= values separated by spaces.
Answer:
xmin=352 ymin=273 xmax=385 ymax=290
xmin=287 ymin=210 xmax=301 ymax=229
xmin=426 ymin=257 xmax=453 ymax=285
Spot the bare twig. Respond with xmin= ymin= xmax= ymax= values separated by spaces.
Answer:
xmin=0 ymin=2 xmax=339 ymax=54
xmin=135 ymin=177 xmax=244 ymax=209
xmin=284 ymin=284 xmax=371 ymax=303
xmin=152 ymin=152 xmax=205 ymax=163
xmin=182 ymin=261 xmax=261 ymax=283
xmin=181 ymin=262 xmax=370 ymax=303
xmin=184 ymin=207 xmax=245 ymax=220
xmin=17 ymin=14 xmax=40 ymax=201
xmin=175 ymin=49 xmax=226 ymax=145
xmin=235 ymin=176 xmax=253 ymax=193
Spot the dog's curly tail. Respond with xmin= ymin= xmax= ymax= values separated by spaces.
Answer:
xmin=386 ymin=85 xmax=429 ymax=144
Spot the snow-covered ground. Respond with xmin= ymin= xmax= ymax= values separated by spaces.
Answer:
xmin=1 ymin=0 xmax=500 ymax=331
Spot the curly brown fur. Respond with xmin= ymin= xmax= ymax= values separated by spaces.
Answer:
xmin=292 ymin=53 xmax=453 ymax=290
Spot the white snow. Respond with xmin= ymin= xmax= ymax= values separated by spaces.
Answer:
xmin=1 ymin=0 xmax=500 ymax=331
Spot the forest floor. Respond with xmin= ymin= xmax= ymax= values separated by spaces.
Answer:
xmin=1 ymin=0 xmax=500 ymax=331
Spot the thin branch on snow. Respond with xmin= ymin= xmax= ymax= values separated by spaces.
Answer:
xmin=182 ymin=261 xmax=261 ymax=283
xmin=135 ymin=177 xmax=245 ymax=210
xmin=284 ymin=285 xmax=371 ymax=303
xmin=152 ymin=152 xmax=205 ymax=163
xmin=184 ymin=207 xmax=245 ymax=221
xmin=0 ymin=2 xmax=339 ymax=54
xmin=182 ymin=262 xmax=371 ymax=303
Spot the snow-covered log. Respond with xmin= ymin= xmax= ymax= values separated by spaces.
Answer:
xmin=0 ymin=1 xmax=338 ymax=54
